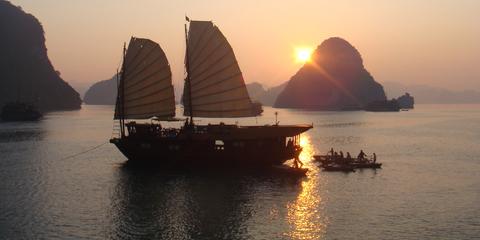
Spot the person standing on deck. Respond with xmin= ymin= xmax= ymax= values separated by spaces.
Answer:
xmin=373 ymin=153 xmax=377 ymax=163
xmin=287 ymin=139 xmax=293 ymax=149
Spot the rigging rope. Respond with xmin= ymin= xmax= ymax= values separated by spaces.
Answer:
xmin=60 ymin=142 xmax=108 ymax=160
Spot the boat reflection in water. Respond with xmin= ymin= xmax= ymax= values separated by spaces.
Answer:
xmin=109 ymin=134 xmax=328 ymax=239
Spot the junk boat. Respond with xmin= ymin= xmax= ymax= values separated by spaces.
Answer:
xmin=1 ymin=102 xmax=42 ymax=121
xmin=109 ymin=19 xmax=312 ymax=169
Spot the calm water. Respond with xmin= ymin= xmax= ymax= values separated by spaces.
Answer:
xmin=0 ymin=104 xmax=479 ymax=239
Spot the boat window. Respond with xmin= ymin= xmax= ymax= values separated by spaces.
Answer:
xmin=168 ymin=145 xmax=180 ymax=151
xmin=215 ymin=140 xmax=224 ymax=150
xmin=233 ymin=141 xmax=245 ymax=147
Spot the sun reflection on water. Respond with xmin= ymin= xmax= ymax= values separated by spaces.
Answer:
xmin=285 ymin=176 xmax=326 ymax=239
xmin=299 ymin=134 xmax=315 ymax=163
xmin=285 ymin=133 xmax=327 ymax=239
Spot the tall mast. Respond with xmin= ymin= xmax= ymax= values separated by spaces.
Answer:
xmin=184 ymin=19 xmax=194 ymax=125
xmin=119 ymin=42 xmax=127 ymax=137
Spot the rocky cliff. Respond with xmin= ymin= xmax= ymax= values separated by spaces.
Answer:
xmin=274 ymin=37 xmax=386 ymax=109
xmin=246 ymin=82 xmax=266 ymax=103
xmin=246 ymin=82 xmax=287 ymax=106
xmin=397 ymin=93 xmax=414 ymax=109
xmin=0 ymin=1 xmax=81 ymax=111
xmin=83 ymin=75 xmax=118 ymax=105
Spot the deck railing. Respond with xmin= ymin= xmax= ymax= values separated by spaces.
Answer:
xmin=111 ymin=120 xmax=121 ymax=138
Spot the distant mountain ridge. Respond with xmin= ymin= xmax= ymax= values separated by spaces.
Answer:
xmin=383 ymin=82 xmax=480 ymax=104
xmin=275 ymin=37 xmax=386 ymax=109
xmin=83 ymin=74 xmax=285 ymax=107
xmin=83 ymin=75 xmax=118 ymax=105
xmin=246 ymin=82 xmax=287 ymax=106
xmin=0 ymin=1 xmax=81 ymax=111
xmin=84 ymin=76 xmax=480 ymax=106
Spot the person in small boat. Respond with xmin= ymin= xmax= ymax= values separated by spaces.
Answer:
xmin=357 ymin=150 xmax=366 ymax=161
xmin=338 ymin=151 xmax=344 ymax=164
xmin=346 ymin=152 xmax=352 ymax=163
xmin=373 ymin=153 xmax=377 ymax=163
xmin=293 ymin=157 xmax=303 ymax=168
xmin=333 ymin=152 xmax=339 ymax=161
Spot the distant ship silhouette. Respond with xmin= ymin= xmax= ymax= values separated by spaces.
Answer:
xmin=1 ymin=102 xmax=42 ymax=121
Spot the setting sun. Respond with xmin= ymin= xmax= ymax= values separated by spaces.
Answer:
xmin=295 ymin=48 xmax=313 ymax=63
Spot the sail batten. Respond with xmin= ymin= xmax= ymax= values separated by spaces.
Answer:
xmin=122 ymin=111 xmax=174 ymax=119
xmin=188 ymin=24 xmax=215 ymax=62
xmin=190 ymin=56 xmax=237 ymax=86
xmin=125 ymin=98 xmax=174 ymax=109
xmin=125 ymin=86 xmax=174 ymax=103
xmin=192 ymin=81 xmax=243 ymax=98
xmin=115 ymin=37 xmax=175 ymax=120
xmin=124 ymin=47 xmax=159 ymax=78
xmin=190 ymin=37 xmax=229 ymax=72
xmin=124 ymin=69 xmax=171 ymax=90
xmin=124 ymin=43 xmax=156 ymax=74
xmin=183 ymin=20 xmax=262 ymax=118
xmin=191 ymin=97 xmax=252 ymax=107
xmin=191 ymin=67 xmax=240 ymax=90
xmin=125 ymin=55 xmax=166 ymax=80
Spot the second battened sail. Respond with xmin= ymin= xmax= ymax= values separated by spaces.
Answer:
xmin=115 ymin=37 xmax=175 ymax=120
xmin=183 ymin=21 xmax=262 ymax=118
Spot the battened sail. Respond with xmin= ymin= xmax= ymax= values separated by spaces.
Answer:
xmin=183 ymin=21 xmax=262 ymax=118
xmin=115 ymin=37 xmax=175 ymax=119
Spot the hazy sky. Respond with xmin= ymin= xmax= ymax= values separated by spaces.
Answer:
xmin=9 ymin=0 xmax=480 ymax=95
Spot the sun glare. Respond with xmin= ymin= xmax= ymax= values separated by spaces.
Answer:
xmin=295 ymin=48 xmax=313 ymax=63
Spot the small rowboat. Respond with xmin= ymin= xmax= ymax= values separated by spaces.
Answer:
xmin=351 ymin=162 xmax=382 ymax=169
xmin=322 ymin=164 xmax=355 ymax=172
xmin=313 ymin=155 xmax=329 ymax=162
xmin=314 ymin=152 xmax=382 ymax=172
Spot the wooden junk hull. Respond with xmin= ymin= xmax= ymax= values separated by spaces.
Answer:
xmin=110 ymin=124 xmax=312 ymax=169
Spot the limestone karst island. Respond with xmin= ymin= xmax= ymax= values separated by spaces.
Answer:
xmin=0 ymin=1 xmax=81 ymax=111
xmin=275 ymin=37 xmax=386 ymax=110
